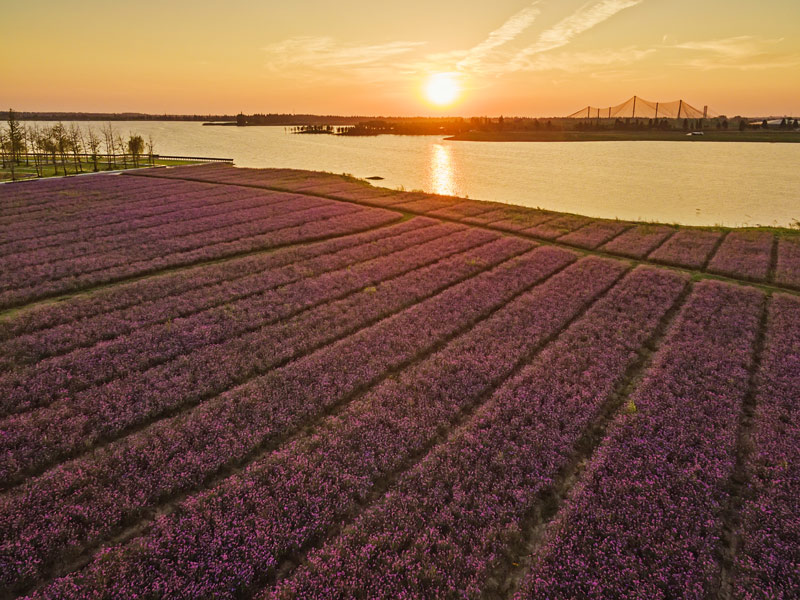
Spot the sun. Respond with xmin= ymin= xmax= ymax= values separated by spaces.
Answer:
xmin=425 ymin=73 xmax=461 ymax=106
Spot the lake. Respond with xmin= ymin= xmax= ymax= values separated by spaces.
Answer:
xmin=32 ymin=121 xmax=800 ymax=227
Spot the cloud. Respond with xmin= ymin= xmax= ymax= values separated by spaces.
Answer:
xmin=512 ymin=0 xmax=644 ymax=69
xmin=263 ymin=36 xmax=426 ymax=73
xmin=669 ymin=36 xmax=800 ymax=71
xmin=457 ymin=2 xmax=541 ymax=71
xmin=522 ymin=46 xmax=655 ymax=72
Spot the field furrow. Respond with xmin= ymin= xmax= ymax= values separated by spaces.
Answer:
xmin=0 ymin=245 xmax=576 ymax=595
xmin=648 ymin=228 xmax=726 ymax=269
xmin=0 ymin=187 xmax=299 ymax=260
xmin=0 ymin=217 xmax=435 ymax=341
xmin=707 ymin=230 xmax=775 ymax=282
xmin=0 ymin=226 xmax=483 ymax=416
xmin=0 ymin=235 xmax=526 ymax=485
xmin=0 ymin=220 xmax=454 ymax=373
xmin=0 ymin=205 xmax=401 ymax=309
xmin=774 ymin=236 xmax=800 ymax=288
xmin=599 ymin=223 xmax=676 ymax=258
xmin=0 ymin=201 xmax=354 ymax=286
xmin=23 ymin=254 xmax=626 ymax=599
xmin=0 ymin=182 xmax=242 ymax=247
xmin=514 ymin=280 xmax=764 ymax=598
xmin=731 ymin=294 xmax=800 ymax=598
xmin=268 ymin=266 xmax=687 ymax=599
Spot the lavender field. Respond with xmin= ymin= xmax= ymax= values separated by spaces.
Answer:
xmin=1 ymin=165 xmax=798 ymax=599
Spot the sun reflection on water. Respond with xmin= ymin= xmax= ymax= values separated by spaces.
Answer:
xmin=430 ymin=143 xmax=456 ymax=196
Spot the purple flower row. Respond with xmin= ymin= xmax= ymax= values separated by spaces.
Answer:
xmin=0 ymin=205 xmax=401 ymax=309
xmin=0 ymin=179 xmax=203 ymax=239
xmin=707 ymin=230 xmax=774 ymax=282
xmin=524 ymin=213 xmax=594 ymax=240
xmin=271 ymin=266 xmax=687 ymax=599
xmin=648 ymin=228 xmax=724 ymax=269
xmin=0 ymin=197 xmax=345 ymax=284
xmin=427 ymin=199 xmax=498 ymax=220
xmin=0 ymin=235 xmax=525 ymax=485
xmin=732 ymin=293 xmax=800 ymax=599
xmin=391 ymin=197 xmax=457 ymax=214
xmin=1 ymin=243 xmax=568 ymax=593
xmin=774 ymin=236 xmax=800 ymax=288
xmin=0 ymin=217 xmax=435 ymax=342
xmin=599 ymin=223 xmax=676 ymax=258
xmin=557 ymin=219 xmax=630 ymax=249
xmin=516 ymin=280 xmax=764 ymax=599
xmin=0 ymin=178 xmax=218 ymax=244
xmin=0 ymin=185 xmax=282 ymax=260
xmin=475 ymin=208 xmax=555 ymax=232
xmin=0 ymin=175 xmax=188 ymax=220
xmin=26 ymin=250 xmax=628 ymax=599
xmin=0 ymin=220 xmax=453 ymax=372
xmin=0 ymin=225 xmax=481 ymax=415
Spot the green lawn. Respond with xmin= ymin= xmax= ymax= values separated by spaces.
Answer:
xmin=0 ymin=157 xmax=206 ymax=182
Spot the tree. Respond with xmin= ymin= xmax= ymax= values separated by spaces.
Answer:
xmin=68 ymin=124 xmax=84 ymax=173
xmin=739 ymin=119 xmax=747 ymax=131
xmin=722 ymin=119 xmax=729 ymax=130
xmin=128 ymin=134 xmax=144 ymax=167
xmin=146 ymin=134 xmax=155 ymax=165
xmin=0 ymin=128 xmax=11 ymax=180
xmin=683 ymin=118 xmax=689 ymax=131
xmin=42 ymin=128 xmax=59 ymax=176
xmin=116 ymin=133 xmax=128 ymax=169
xmin=86 ymin=127 xmax=101 ymax=172
xmin=102 ymin=123 xmax=117 ymax=170
xmin=27 ymin=124 xmax=45 ymax=177
xmin=6 ymin=108 xmax=22 ymax=165
xmin=761 ymin=119 xmax=769 ymax=129
xmin=51 ymin=123 xmax=70 ymax=176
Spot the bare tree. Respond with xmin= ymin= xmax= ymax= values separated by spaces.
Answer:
xmin=51 ymin=123 xmax=70 ymax=176
xmin=115 ymin=133 xmax=128 ymax=169
xmin=102 ymin=123 xmax=116 ymax=170
xmin=86 ymin=127 xmax=101 ymax=172
xmin=6 ymin=108 xmax=22 ymax=166
xmin=28 ymin=124 xmax=45 ymax=177
xmin=42 ymin=127 xmax=59 ymax=176
xmin=0 ymin=128 xmax=12 ymax=180
xmin=68 ymin=124 xmax=85 ymax=173
xmin=146 ymin=134 xmax=155 ymax=166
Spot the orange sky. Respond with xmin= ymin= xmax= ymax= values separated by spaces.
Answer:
xmin=4 ymin=0 xmax=800 ymax=116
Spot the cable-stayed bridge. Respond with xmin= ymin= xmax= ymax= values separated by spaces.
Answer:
xmin=567 ymin=96 xmax=716 ymax=119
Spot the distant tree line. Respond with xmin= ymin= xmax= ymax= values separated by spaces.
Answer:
xmin=0 ymin=109 xmax=155 ymax=181
xmin=3 ymin=111 xmax=236 ymax=122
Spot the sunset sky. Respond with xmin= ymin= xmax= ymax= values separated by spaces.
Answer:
xmin=4 ymin=0 xmax=800 ymax=117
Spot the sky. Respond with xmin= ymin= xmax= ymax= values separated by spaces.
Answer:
xmin=3 ymin=0 xmax=800 ymax=117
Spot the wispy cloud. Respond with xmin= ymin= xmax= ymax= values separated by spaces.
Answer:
xmin=456 ymin=2 xmax=541 ymax=71
xmin=261 ymin=1 xmax=647 ymax=83
xmin=263 ymin=36 xmax=426 ymax=74
xmin=523 ymin=46 xmax=655 ymax=72
xmin=511 ymin=0 xmax=643 ymax=70
xmin=669 ymin=35 xmax=800 ymax=71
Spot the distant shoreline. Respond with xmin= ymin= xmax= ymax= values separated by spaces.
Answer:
xmin=445 ymin=130 xmax=800 ymax=143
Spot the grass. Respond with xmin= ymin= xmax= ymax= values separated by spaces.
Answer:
xmin=0 ymin=157 xmax=206 ymax=182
